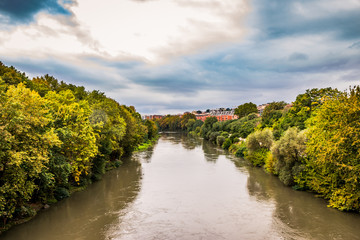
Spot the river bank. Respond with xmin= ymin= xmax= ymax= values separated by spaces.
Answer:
xmin=2 ymin=132 xmax=360 ymax=240
xmin=0 ymin=135 xmax=159 ymax=234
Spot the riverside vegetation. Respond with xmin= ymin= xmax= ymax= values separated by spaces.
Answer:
xmin=0 ymin=62 xmax=158 ymax=231
xmin=157 ymin=86 xmax=360 ymax=213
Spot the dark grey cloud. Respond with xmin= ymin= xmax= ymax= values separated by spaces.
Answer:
xmin=289 ymin=52 xmax=308 ymax=61
xmin=3 ymin=58 xmax=127 ymax=90
xmin=252 ymin=0 xmax=360 ymax=41
xmin=349 ymin=41 xmax=360 ymax=49
xmin=0 ymin=0 xmax=72 ymax=24
xmin=1 ymin=0 xmax=359 ymax=115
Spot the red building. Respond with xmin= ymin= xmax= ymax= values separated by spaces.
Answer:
xmin=195 ymin=114 xmax=210 ymax=121
xmin=195 ymin=112 xmax=238 ymax=122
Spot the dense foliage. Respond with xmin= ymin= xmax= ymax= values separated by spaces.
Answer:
xmin=160 ymin=85 xmax=360 ymax=213
xmin=0 ymin=62 xmax=158 ymax=227
xmin=304 ymin=86 xmax=360 ymax=211
xmin=234 ymin=102 xmax=258 ymax=118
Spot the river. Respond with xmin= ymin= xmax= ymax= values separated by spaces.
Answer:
xmin=1 ymin=132 xmax=360 ymax=239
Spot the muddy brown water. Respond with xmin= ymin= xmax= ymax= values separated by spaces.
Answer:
xmin=1 ymin=132 xmax=360 ymax=239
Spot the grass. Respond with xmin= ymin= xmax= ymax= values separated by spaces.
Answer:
xmin=135 ymin=135 xmax=159 ymax=152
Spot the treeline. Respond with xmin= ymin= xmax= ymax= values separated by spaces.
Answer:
xmin=157 ymin=87 xmax=360 ymax=212
xmin=0 ymin=62 xmax=158 ymax=227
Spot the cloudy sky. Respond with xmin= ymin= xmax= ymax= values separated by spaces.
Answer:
xmin=0 ymin=0 xmax=359 ymax=114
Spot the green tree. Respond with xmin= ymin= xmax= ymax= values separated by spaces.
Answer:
xmin=261 ymin=101 xmax=287 ymax=128
xmin=145 ymin=119 xmax=158 ymax=140
xmin=45 ymin=90 xmax=98 ymax=184
xmin=284 ymin=88 xmax=340 ymax=130
xmin=234 ymin=102 xmax=258 ymax=118
xmin=180 ymin=113 xmax=196 ymax=130
xmin=0 ymin=84 xmax=60 ymax=223
xmin=119 ymin=105 xmax=147 ymax=154
xmin=305 ymin=86 xmax=360 ymax=211
xmin=0 ymin=62 xmax=29 ymax=86
xmin=200 ymin=116 xmax=218 ymax=139
xmin=185 ymin=119 xmax=196 ymax=132
xmin=246 ymin=128 xmax=274 ymax=166
xmin=271 ymin=127 xmax=307 ymax=186
xmin=88 ymin=96 xmax=127 ymax=180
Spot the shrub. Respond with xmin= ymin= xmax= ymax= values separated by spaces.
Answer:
xmin=264 ymin=152 xmax=277 ymax=174
xmin=246 ymin=128 xmax=274 ymax=167
xmin=222 ymin=138 xmax=232 ymax=150
xmin=246 ymin=148 xmax=270 ymax=167
xmin=54 ymin=187 xmax=70 ymax=200
xmin=235 ymin=142 xmax=247 ymax=157
xmin=271 ymin=127 xmax=307 ymax=186
xmin=209 ymin=131 xmax=220 ymax=143
xmin=216 ymin=136 xmax=226 ymax=147
xmin=221 ymin=131 xmax=229 ymax=138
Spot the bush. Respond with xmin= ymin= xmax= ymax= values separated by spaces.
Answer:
xmin=220 ymin=131 xmax=229 ymax=138
xmin=271 ymin=127 xmax=307 ymax=186
xmin=195 ymin=126 xmax=201 ymax=134
xmin=54 ymin=187 xmax=70 ymax=200
xmin=216 ymin=136 xmax=226 ymax=147
xmin=247 ymin=112 xmax=258 ymax=120
xmin=245 ymin=128 xmax=274 ymax=167
xmin=209 ymin=131 xmax=220 ymax=143
xmin=264 ymin=152 xmax=277 ymax=174
xmin=230 ymin=133 xmax=240 ymax=142
xmin=222 ymin=138 xmax=232 ymax=150
xmin=228 ymin=141 xmax=247 ymax=157
xmin=247 ymin=148 xmax=270 ymax=167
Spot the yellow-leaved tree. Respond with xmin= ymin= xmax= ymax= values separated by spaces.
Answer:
xmin=306 ymin=86 xmax=360 ymax=211
xmin=45 ymin=90 xmax=98 ymax=184
xmin=0 ymin=83 xmax=60 ymax=223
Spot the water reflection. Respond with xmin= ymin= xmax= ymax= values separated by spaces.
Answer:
xmin=202 ymin=139 xmax=221 ymax=162
xmin=160 ymin=132 xmax=202 ymax=151
xmin=136 ymin=144 xmax=156 ymax=163
xmin=0 ymin=158 xmax=142 ymax=240
xmin=2 ymin=133 xmax=360 ymax=240
xmin=230 ymin=154 xmax=360 ymax=240
xmin=181 ymin=135 xmax=202 ymax=150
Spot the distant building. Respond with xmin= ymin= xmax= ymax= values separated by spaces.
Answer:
xmin=257 ymin=104 xmax=268 ymax=116
xmin=195 ymin=113 xmax=210 ymax=121
xmin=195 ymin=108 xmax=238 ymax=122
xmin=144 ymin=115 xmax=164 ymax=120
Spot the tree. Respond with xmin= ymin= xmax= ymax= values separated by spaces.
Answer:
xmin=305 ymin=86 xmax=360 ymax=211
xmin=88 ymin=96 xmax=127 ymax=180
xmin=0 ymin=62 xmax=29 ymax=86
xmin=185 ymin=119 xmax=196 ymax=132
xmin=246 ymin=128 xmax=274 ymax=166
xmin=145 ymin=119 xmax=158 ymax=140
xmin=45 ymin=90 xmax=98 ymax=184
xmin=271 ymin=127 xmax=307 ymax=186
xmin=284 ymin=88 xmax=340 ymax=130
xmin=261 ymin=101 xmax=287 ymax=128
xmin=0 ymin=84 xmax=60 ymax=223
xmin=200 ymin=116 xmax=218 ymax=139
xmin=119 ymin=105 xmax=147 ymax=154
xmin=234 ymin=102 xmax=258 ymax=118
xmin=180 ymin=113 xmax=196 ymax=130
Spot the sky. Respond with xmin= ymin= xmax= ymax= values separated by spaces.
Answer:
xmin=0 ymin=0 xmax=359 ymax=115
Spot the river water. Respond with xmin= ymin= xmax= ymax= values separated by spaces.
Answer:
xmin=1 ymin=132 xmax=360 ymax=240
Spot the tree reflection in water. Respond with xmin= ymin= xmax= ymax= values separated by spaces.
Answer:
xmin=230 ymin=154 xmax=360 ymax=240
xmin=3 ymin=133 xmax=360 ymax=240
xmin=1 ymin=157 xmax=143 ymax=240
xmin=202 ymin=138 xmax=222 ymax=162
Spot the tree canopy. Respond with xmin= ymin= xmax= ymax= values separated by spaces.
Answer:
xmin=234 ymin=102 xmax=258 ymax=118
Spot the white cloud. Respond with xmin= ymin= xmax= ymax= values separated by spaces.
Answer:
xmin=0 ymin=0 xmax=249 ymax=64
